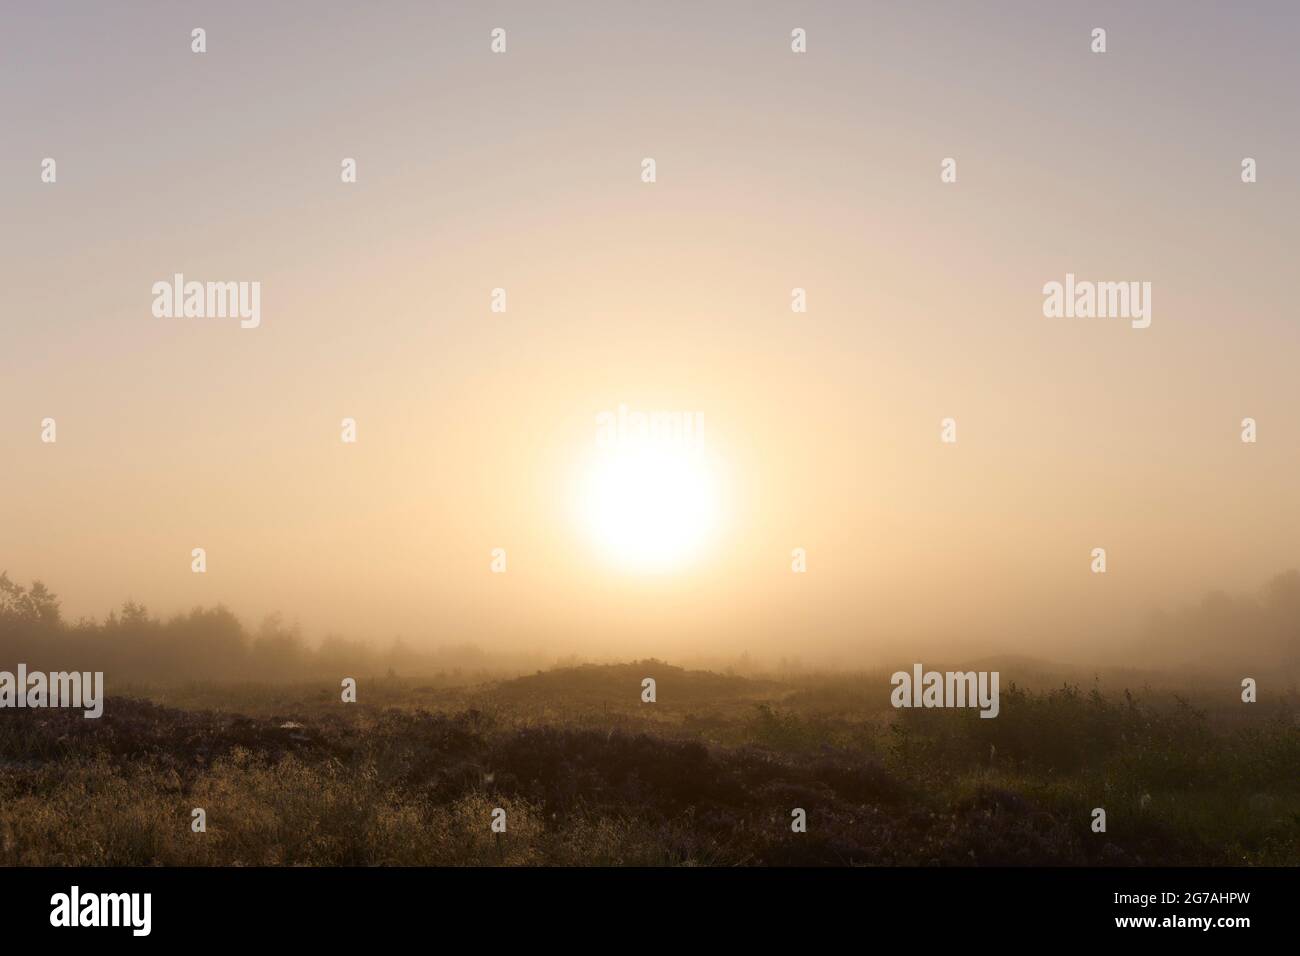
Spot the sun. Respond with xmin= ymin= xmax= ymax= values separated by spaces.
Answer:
xmin=578 ymin=441 xmax=722 ymax=573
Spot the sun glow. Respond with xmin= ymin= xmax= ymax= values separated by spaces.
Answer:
xmin=578 ymin=441 xmax=722 ymax=573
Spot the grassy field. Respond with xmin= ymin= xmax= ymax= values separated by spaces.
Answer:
xmin=1 ymin=661 xmax=1296 ymax=866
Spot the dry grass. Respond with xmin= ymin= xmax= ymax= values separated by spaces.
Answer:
xmin=1 ymin=665 xmax=1296 ymax=866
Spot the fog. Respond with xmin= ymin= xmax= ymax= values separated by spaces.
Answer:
xmin=3 ymin=2 xmax=1298 ymax=676
xmin=2 ymin=569 xmax=1296 ymax=684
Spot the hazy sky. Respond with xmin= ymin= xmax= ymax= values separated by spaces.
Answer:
xmin=3 ymin=1 xmax=1298 ymax=665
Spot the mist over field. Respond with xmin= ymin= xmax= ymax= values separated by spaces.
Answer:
xmin=2 ymin=569 xmax=1297 ymax=683
xmin=3 ymin=567 xmax=1297 ymax=869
